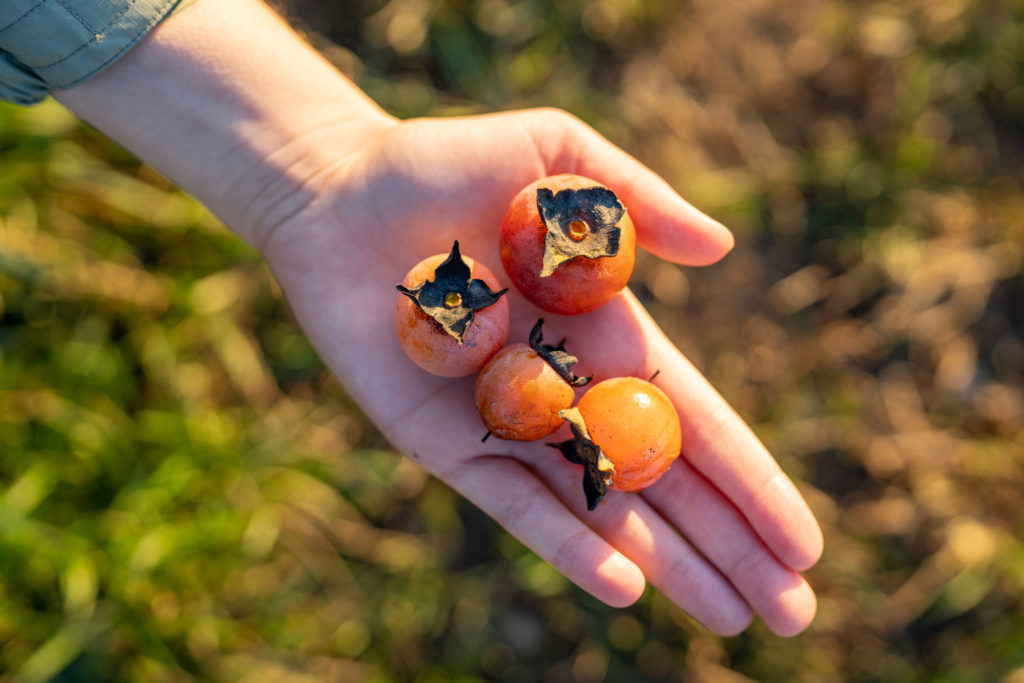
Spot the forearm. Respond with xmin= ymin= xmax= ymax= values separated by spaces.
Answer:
xmin=53 ymin=0 xmax=396 ymax=248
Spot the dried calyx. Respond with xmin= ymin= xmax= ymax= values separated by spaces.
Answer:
xmin=550 ymin=407 xmax=615 ymax=510
xmin=537 ymin=186 xmax=625 ymax=277
xmin=396 ymin=241 xmax=508 ymax=344
xmin=528 ymin=318 xmax=591 ymax=387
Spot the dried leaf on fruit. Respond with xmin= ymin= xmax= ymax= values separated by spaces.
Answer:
xmin=537 ymin=186 xmax=625 ymax=277
xmin=397 ymin=241 xmax=508 ymax=344
xmin=529 ymin=318 xmax=591 ymax=387
xmin=550 ymin=407 xmax=614 ymax=510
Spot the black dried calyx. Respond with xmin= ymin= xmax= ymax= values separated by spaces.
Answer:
xmin=528 ymin=318 xmax=591 ymax=388
xmin=396 ymin=241 xmax=508 ymax=344
xmin=549 ymin=407 xmax=614 ymax=511
xmin=537 ymin=185 xmax=625 ymax=277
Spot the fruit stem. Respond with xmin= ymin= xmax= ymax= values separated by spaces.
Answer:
xmin=567 ymin=219 xmax=589 ymax=241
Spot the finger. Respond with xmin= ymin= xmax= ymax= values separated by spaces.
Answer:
xmin=623 ymin=292 xmax=824 ymax=571
xmin=446 ymin=455 xmax=646 ymax=608
xmin=643 ymin=458 xmax=817 ymax=636
xmin=520 ymin=108 xmax=735 ymax=266
xmin=521 ymin=446 xmax=754 ymax=636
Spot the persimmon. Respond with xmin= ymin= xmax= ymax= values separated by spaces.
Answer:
xmin=395 ymin=241 xmax=509 ymax=377
xmin=552 ymin=376 xmax=682 ymax=509
xmin=499 ymin=174 xmax=636 ymax=315
xmin=475 ymin=319 xmax=590 ymax=441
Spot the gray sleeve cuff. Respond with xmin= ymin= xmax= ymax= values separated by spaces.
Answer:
xmin=0 ymin=0 xmax=189 ymax=105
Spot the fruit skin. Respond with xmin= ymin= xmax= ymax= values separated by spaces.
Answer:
xmin=395 ymin=252 xmax=509 ymax=377
xmin=576 ymin=377 xmax=682 ymax=493
xmin=475 ymin=344 xmax=576 ymax=441
xmin=499 ymin=174 xmax=636 ymax=315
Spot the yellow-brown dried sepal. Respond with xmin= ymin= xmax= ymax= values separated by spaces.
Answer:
xmin=549 ymin=406 xmax=615 ymax=510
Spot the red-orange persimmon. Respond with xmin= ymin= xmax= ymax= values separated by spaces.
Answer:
xmin=499 ymin=174 xmax=636 ymax=315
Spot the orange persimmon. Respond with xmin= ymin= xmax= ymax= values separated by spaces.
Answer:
xmin=475 ymin=319 xmax=590 ymax=441
xmin=499 ymin=174 xmax=636 ymax=315
xmin=395 ymin=241 xmax=509 ymax=377
xmin=553 ymin=376 xmax=681 ymax=509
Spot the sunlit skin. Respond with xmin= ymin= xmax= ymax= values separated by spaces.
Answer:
xmin=57 ymin=0 xmax=823 ymax=637
xmin=500 ymin=174 xmax=637 ymax=315
xmin=395 ymin=253 xmax=509 ymax=377
xmin=475 ymin=344 xmax=575 ymax=441
xmin=577 ymin=377 xmax=682 ymax=492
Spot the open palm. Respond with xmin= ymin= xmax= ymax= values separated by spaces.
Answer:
xmin=260 ymin=109 xmax=822 ymax=636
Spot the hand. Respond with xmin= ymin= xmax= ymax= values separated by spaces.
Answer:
xmin=53 ymin=0 xmax=821 ymax=636
xmin=260 ymin=109 xmax=823 ymax=637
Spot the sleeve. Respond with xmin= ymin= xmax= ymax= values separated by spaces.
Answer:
xmin=0 ymin=0 xmax=191 ymax=105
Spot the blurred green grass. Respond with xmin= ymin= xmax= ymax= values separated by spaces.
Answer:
xmin=2 ymin=0 xmax=1023 ymax=681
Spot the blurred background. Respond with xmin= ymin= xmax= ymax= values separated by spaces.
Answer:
xmin=1 ymin=0 xmax=1022 ymax=680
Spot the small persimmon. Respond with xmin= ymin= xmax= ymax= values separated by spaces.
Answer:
xmin=552 ymin=376 xmax=682 ymax=509
xmin=499 ymin=174 xmax=636 ymax=315
xmin=475 ymin=319 xmax=590 ymax=441
xmin=395 ymin=241 xmax=509 ymax=377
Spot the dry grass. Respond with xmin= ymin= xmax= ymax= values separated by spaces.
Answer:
xmin=1 ymin=0 xmax=1021 ymax=680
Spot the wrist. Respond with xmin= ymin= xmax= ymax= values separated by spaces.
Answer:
xmin=54 ymin=0 xmax=397 ymax=249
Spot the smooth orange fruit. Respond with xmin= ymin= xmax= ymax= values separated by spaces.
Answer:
xmin=500 ymin=174 xmax=636 ymax=315
xmin=475 ymin=319 xmax=590 ymax=441
xmin=553 ymin=376 xmax=681 ymax=509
